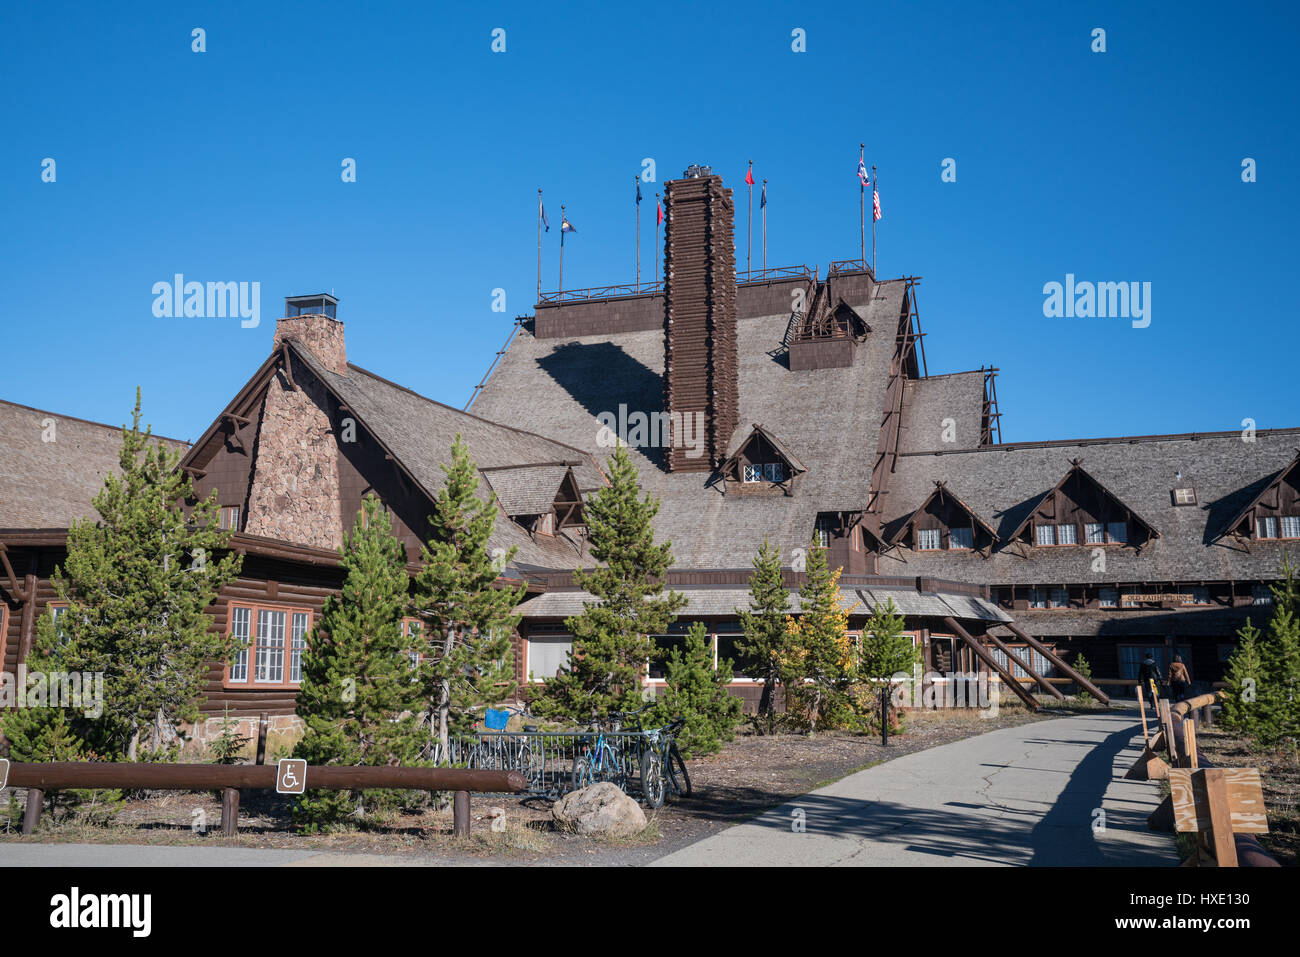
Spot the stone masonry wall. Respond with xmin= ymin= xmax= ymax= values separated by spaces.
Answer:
xmin=244 ymin=370 xmax=345 ymax=550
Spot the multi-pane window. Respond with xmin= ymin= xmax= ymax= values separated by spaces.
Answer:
xmin=226 ymin=603 xmax=312 ymax=686
xmin=229 ymin=605 xmax=251 ymax=682
xmin=289 ymin=612 xmax=309 ymax=683
xmin=1106 ymin=522 xmax=1127 ymax=544
xmin=49 ymin=603 xmax=70 ymax=644
xmin=742 ymin=463 xmax=762 ymax=483
xmin=814 ymin=516 xmax=834 ymax=548
xmin=1119 ymin=645 xmax=1191 ymax=680
xmin=1085 ymin=522 xmax=1105 ymax=544
xmin=1056 ymin=523 xmax=1078 ymax=545
xmin=1173 ymin=487 xmax=1197 ymax=505
xmin=1099 ymin=587 xmax=1118 ymax=608
xmin=1184 ymin=587 xmax=1210 ymax=606
xmin=1049 ymin=588 xmax=1070 ymax=609
xmin=1253 ymin=585 xmax=1274 ymax=606
xmin=1083 ymin=521 xmax=1126 ymax=544
xmin=1035 ymin=525 xmax=1055 ymax=546
xmin=1029 ymin=588 xmax=1047 ymax=609
xmin=403 ymin=618 xmax=424 ymax=669
xmin=1282 ymin=516 xmax=1300 ymax=539
xmin=764 ymin=462 xmax=785 ymax=483
xmin=1257 ymin=517 xmax=1278 ymax=539
xmin=743 ymin=461 xmax=786 ymax=483
xmin=219 ymin=506 xmax=241 ymax=530
xmin=917 ymin=528 xmax=941 ymax=550
xmin=948 ymin=526 xmax=973 ymax=550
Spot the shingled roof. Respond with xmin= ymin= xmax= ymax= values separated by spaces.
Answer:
xmin=0 ymin=399 xmax=189 ymax=529
xmin=482 ymin=464 xmax=573 ymax=517
xmin=897 ymin=371 xmax=988 ymax=454
xmin=879 ymin=431 xmax=1300 ymax=585
xmin=470 ymin=278 xmax=909 ymax=567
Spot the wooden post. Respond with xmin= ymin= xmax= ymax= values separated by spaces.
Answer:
xmin=1182 ymin=720 xmax=1198 ymax=770
xmin=453 ymin=789 xmax=470 ymax=837
xmin=255 ymin=712 xmax=269 ymax=765
xmin=1204 ymin=769 xmax=1239 ymax=867
xmin=1136 ymin=684 xmax=1151 ymax=745
xmin=22 ymin=787 xmax=43 ymax=835
xmin=880 ymin=686 xmax=889 ymax=746
xmin=1158 ymin=698 xmax=1179 ymax=765
xmin=221 ymin=787 xmax=240 ymax=837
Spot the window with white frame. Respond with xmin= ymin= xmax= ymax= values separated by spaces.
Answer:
xmin=403 ymin=618 xmax=424 ymax=669
xmin=1056 ymin=523 xmax=1078 ymax=545
xmin=1106 ymin=522 xmax=1128 ymax=544
xmin=1049 ymin=588 xmax=1070 ymax=609
xmin=1282 ymin=516 xmax=1300 ymax=539
xmin=1257 ymin=517 xmax=1278 ymax=539
xmin=1173 ymin=487 xmax=1197 ymax=506
xmin=226 ymin=603 xmax=313 ymax=687
xmin=948 ymin=526 xmax=973 ymax=550
xmin=527 ymin=635 xmax=573 ymax=680
xmin=49 ymin=603 xmax=70 ymax=644
xmin=219 ymin=505 xmax=241 ymax=530
xmin=1029 ymin=588 xmax=1047 ymax=609
xmin=1253 ymin=584 xmax=1274 ymax=606
xmin=743 ymin=463 xmax=763 ymax=483
xmin=814 ymin=515 xmax=834 ymax=548
xmin=1085 ymin=522 xmax=1105 ymax=544
xmin=917 ymin=528 xmax=941 ymax=550
xmin=764 ymin=462 xmax=785 ymax=483
xmin=1035 ymin=524 xmax=1056 ymax=546
xmin=1099 ymin=587 xmax=1118 ymax=608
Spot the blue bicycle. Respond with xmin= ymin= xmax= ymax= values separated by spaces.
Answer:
xmin=570 ymin=712 xmax=625 ymax=790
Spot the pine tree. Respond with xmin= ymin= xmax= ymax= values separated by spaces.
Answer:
xmin=782 ymin=543 xmax=855 ymax=733
xmin=1222 ymin=618 xmax=1265 ymax=737
xmin=293 ymin=497 xmax=424 ymax=831
xmin=651 ymin=622 xmax=743 ymax=757
xmin=1256 ymin=564 xmax=1300 ymax=745
xmin=1073 ymin=653 xmax=1095 ymax=702
xmin=735 ymin=539 xmax=792 ymax=735
xmin=38 ymin=390 xmax=242 ymax=760
xmin=413 ymin=435 xmax=523 ymax=764
xmin=533 ymin=445 xmax=686 ymax=723
xmin=859 ymin=597 xmax=918 ymax=729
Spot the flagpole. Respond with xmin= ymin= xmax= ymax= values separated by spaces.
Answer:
xmin=762 ymin=178 xmax=767 ymax=273
xmin=872 ymin=165 xmax=877 ymax=276
xmin=655 ymin=192 xmax=661 ymax=291
xmin=537 ymin=188 xmax=543 ymax=302
xmin=559 ymin=203 xmax=565 ymax=294
xmin=635 ymin=176 xmax=640 ymax=291
xmin=747 ymin=159 xmax=753 ymax=279
xmin=859 ymin=142 xmax=866 ymax=265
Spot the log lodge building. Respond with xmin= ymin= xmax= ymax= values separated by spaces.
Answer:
xmin=3 ymin=167 xmax=1298 ymax=742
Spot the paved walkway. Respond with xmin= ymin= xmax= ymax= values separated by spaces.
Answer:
xmin=653 ymin=710 xmax=1177 ymax=867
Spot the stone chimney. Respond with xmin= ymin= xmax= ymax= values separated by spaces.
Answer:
xmin=662 ymin=170 xmax=739 ymax=471
xmin=273 ymin=294 xmax=346 ymax=374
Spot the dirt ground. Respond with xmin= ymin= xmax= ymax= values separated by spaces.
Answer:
xmin=1191 ymin=725 xmax=1299 ymax=866
xmin=1 ymin=701 xmax=1087 ymax=864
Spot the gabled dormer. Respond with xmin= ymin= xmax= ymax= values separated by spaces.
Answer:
xmin=890 ymin=481 xmax=998 ymax=555
xmin=1216 ymin=451 xmax=1300 ymax=543
xmin=482 ymin=463 xmax=585 ymax=538
xmin=1007 ymin=460 xmax=1159 ymax=551
xmin=716 ymin=425 xmax=806 ymax=495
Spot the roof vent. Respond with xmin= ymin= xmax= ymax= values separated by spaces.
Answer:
xmin=284 ymin=293 xmax=338 ymax=319
xmin=682 ymin=164 xmax=713 ymax=179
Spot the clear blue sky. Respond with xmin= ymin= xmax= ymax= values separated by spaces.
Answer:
xmin=2 ymin=1 xmax=1296 ymax=445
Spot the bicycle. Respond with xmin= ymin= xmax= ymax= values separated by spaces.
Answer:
xmin=570 ymin=711 xmax=626 ymax=790
xmin=637 ymin=715 xmax=691 ymax=808
xmin=466 ymin=704 xmax=544 ymax=790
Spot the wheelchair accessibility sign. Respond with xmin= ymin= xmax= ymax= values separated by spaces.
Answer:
xmin=276 ymin=758 xmax=307 ymax=795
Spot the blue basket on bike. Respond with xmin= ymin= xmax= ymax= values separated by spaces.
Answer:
xmin=484 ymin=708 xmax=511 ymax=731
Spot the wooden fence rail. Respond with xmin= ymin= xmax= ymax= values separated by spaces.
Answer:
xmin=6 ymin=762 xmax=527 ymax=838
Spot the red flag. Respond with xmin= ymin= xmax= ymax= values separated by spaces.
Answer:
xmin=745 ymin=164 xmax=755 ymax=186
xmin=873 ymin=187 xmax=881 ymax=222
xmin=657 ymin=200 xmax=664 ymax=226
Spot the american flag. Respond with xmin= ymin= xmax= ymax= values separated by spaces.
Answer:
xmin=857 ymin=149 xmax=869 ymax=187
xmin=873 ymin=187 xmax=881 ymax=222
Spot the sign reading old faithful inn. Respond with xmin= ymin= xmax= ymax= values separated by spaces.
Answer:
xmin=3 ymin=167 xmax=1297 ymax=741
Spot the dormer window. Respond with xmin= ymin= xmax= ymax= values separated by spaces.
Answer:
xmin=917 ymin=528 xmax=941 ymax=550
xmin=1016 ymin=463 xmax=1157 ymax=551
xmin=948 ymin=526 xmax=973 ymax=550
xmin=721 ymin=426 xmax=805 ymax=493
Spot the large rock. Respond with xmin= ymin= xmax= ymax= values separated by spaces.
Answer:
xmin=552 ymin=783 xmax=647 ymax=838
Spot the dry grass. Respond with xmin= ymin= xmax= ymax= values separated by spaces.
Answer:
xmin=1192 ymin=725 xmax=1300 ymax=866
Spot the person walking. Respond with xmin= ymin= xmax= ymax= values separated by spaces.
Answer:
xmin=1168 ymin=654 xmax=1192 ymax=702
xmin=1137 ymin=653 xmax=1164 ymax=703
